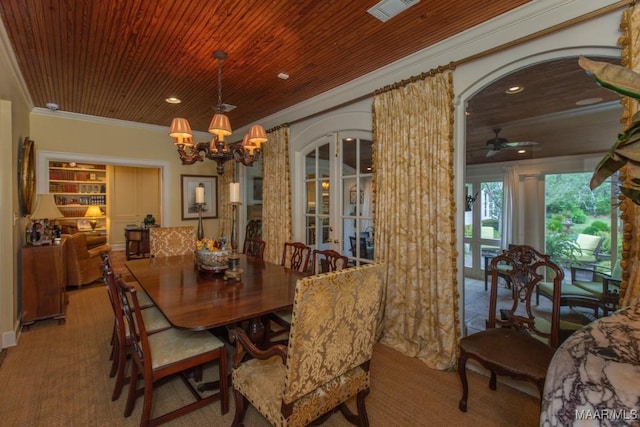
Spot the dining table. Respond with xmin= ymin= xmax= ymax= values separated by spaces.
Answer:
xmin=540 ymin=303 xmax=640 ymax=426
xmin=125 ymin=254 xmax=307 ymax=340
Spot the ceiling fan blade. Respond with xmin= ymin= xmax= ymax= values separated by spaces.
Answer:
xmin=486 ymin=149 xmax=498 ymax=157
xmin=503 ymin=140 xmax=538 ymax=147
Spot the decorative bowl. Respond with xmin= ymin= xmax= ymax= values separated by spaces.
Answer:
xmin=195 ymin=249 xmax=230 ymax=272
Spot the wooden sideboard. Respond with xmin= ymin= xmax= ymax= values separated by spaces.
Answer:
xmin=21 ymin=240 xmax=68 ymax=329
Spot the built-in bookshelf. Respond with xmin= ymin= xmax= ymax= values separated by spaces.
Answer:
xmin=48 ymin=162 xmax=107 ymax=224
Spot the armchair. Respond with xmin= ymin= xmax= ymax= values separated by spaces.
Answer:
xmin=230 ymin=263 xmax=384 ymax=426
xmin=64 ymin=231 xmax=111 ymax=288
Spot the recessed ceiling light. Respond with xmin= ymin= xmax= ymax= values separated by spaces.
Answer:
xmin=505 ymin=86 xmax=524 ymax=94
xmin=277 ymin=72 xmax=290 ymax=80
xmin=575 ymin=97 xmax=602 ymax=106
xmin=517 ymin=149 xmax=526 ymax=154
xmin=165 ymin=97 xmax=181 ymax=104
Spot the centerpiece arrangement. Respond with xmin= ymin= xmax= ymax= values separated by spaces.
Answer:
xmin=195 ymin=236 xmax=230 ymax=273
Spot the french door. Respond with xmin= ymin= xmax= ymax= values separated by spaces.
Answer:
xmin=302 ymin=130 xmax=373 ymax=265
xmin=464 ymin=178 xmax=503 ymax=280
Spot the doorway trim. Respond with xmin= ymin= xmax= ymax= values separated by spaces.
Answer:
xmin=455 ymin=46 xmax=621 ymax=336
xmin=36 ymin=150 xmax=171 ymax=226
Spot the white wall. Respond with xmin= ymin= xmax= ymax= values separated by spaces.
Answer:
xmin=0 ymin=16 xmax=33 ymax=348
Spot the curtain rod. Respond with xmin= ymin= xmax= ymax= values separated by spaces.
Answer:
xmin=287 ymin=0 xmax=633 ymax=126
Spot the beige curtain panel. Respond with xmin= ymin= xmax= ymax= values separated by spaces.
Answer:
xmin=618 ymin=4 xmax=640 ymax=305
xmin=262 ymin=126 xmax=292 ymax=264
xmin=373 ymin=71 xmax=459 ymax=370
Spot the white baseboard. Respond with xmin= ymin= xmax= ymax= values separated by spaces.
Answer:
xmin=2 ymin=327 xmax=17 ymax=349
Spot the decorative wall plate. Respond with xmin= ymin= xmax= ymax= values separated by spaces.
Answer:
xmin=19 ymin=138 xmax=35 ymax=216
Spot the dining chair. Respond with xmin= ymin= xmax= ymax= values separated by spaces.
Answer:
xmin=280 ymin=241 xmax=311 ymax=272
xmin=242 ymin=237 xmax=266 ymax=260
xmin=458 ymin=245 xmax=566 ymax=413
xmin=100 ymin=251 xmax=155 ymax=308
xmin=99 ymin=252 xmax=171 ymax=402
xmin=245 ymin=219 xmax=262 ymax=239
xmin=230 ymin=263 xmax=384 ymax=426
xmin=149 ymin=226 xmax=195 ymax=257
xmin=116 ymin=276 xmax=229 ymax=426
xmin=267 ymin=242 xmax=312 ymax=343
xmin=311 ymin=248 xmax=349 ymax=274
xmin=349 ymin=235 xmax=373 ymax=259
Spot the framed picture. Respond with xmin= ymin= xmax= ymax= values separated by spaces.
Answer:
xmin=253 ymin=177 xmax=263 ymax=201
xmin=349 ymin=187 xmax=364 ymax=204
xmin=181 ymin=175 xmax=218 ymax=220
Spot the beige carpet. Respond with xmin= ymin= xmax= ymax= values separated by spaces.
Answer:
xmin=0 ymin=251 xmax=541 ymax=426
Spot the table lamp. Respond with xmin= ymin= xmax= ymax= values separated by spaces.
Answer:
xmin=85 ymin=205 xmax=103 ymax=230
xmin=30 ymin=193 xmax=64 ymax=245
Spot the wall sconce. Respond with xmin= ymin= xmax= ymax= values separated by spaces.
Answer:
xmin=465 ymin=192 xmax=479 ymax=212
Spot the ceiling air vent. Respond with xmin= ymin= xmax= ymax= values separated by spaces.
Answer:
xmin=367 ymin=0 xmax=419 ymax=23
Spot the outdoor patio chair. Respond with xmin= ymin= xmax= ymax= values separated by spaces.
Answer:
xmin=572 ymin=233 xmax=604 ymax=267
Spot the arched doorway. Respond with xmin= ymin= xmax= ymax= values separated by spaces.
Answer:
xmin=456 ymin=46 xmax=622 ymax=336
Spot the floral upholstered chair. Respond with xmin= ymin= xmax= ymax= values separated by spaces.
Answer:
xmin=230 ymin=262 xmax=385 ymax=427
xmin=149 ymin=226 xmax=195 ymax=257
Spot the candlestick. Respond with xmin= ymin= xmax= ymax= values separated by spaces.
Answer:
xmin=195 ymin=184 xmax=205 ymax=204
xmin=229 ymin=182 xmax=240 ymax=203
xmin=196 ymin=204 xmax=204 ymax=240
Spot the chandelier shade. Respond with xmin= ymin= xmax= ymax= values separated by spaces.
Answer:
xmin=248 ymin=125 xmax=268 ymax=146
xmin=169 ymin=118 xmax=193 ymax=145
xmin=168 ymin=50 xmax=267 ymax=175
xmin=209 ymin=113 xmax=232 ymax=139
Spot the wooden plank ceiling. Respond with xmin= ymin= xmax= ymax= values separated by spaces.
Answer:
xmin=0 ymin=1 xmax=624 ymax=165
xmin=0 ymin=0 xmax=529 ymax=135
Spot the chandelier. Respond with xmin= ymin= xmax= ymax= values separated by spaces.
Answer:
xmin=169 ymin=50 xmax=267 ymax=175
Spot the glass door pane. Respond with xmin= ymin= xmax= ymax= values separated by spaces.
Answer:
xmin=341 ymin=133 xmax=373 ymax=264
xmin=304 ymin=146 xmax=331 ymax=248
xmin=464 ymin=179 xmax=502 ymax=280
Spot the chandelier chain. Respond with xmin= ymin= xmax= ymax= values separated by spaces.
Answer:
xmin=217 ymin=56 xmax=223 ymax=112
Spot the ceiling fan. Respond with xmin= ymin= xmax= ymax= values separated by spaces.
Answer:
xmin=486 ymin=128 xmax=538 ymax=157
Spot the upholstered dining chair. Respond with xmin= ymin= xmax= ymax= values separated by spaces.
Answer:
xmin=311 ymin=248 xmax=349 ymax=274
xmin=99 ymin=253 xmax=171 ymax=401
xmin=458 ymin=245 xmax=565 ymax=413
xmin=268 ymin=242 xmax=312 ymax=343
xmin=243 ymin=237 xmax=266 ymax=260
xmin=230 ymin=263 xmax=385 ymax=427
xmin=116 ymin=276 xmax=229 ymax=426
xmin=149 ymin=226 xmax=195 ymax=257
